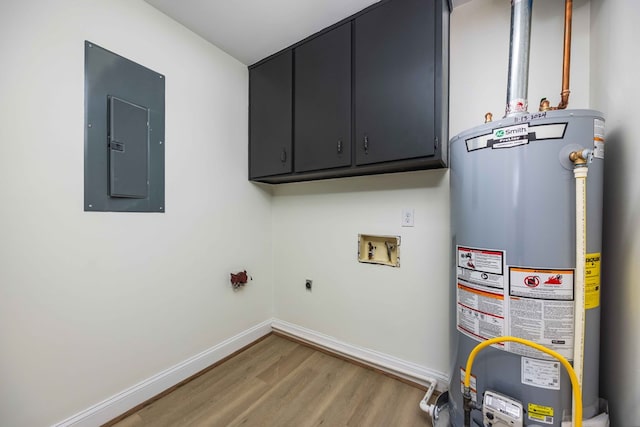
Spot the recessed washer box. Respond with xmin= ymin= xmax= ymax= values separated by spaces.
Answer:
xmin=84 ymin=41 xmax=165 ymax=213
xmin=358 ymin=234 xmax=400 ymax=267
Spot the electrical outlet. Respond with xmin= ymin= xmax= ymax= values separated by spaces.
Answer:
xmin=402 ymin=208 xmax=415 ymax=227
xmin=305 ymin=279 xmax=312 ymax=291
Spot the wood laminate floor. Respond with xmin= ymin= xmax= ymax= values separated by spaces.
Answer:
xmin=110 ymin=334 xmax=432 ymax=427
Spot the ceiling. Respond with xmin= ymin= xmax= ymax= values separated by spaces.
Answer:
xmin=145 ymin=0 xmax=471 ymax=66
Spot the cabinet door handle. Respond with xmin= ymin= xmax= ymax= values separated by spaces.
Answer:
xmin=280 ymin=148 xmax=287 ymax=163
xmin=363 ymin=136 xmax=369 ymax=154
xmin=337 ymin=139 xmax=343 ymax=154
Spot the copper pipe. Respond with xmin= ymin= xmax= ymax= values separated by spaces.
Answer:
xmin=557 ymin=0 xmax=572 ymax=109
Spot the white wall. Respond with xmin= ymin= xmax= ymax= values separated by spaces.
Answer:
xmin=590 ymin=0 xmax=640 ymax=425
xmin=272 ymin=0 xmax=592 ymax=376
xmin=450 ymin=0 xmax=591 ymax=135
xmin=273 ymin=171 xmax=451 ymax=371
xmin=0 ymin=1 xmax=273 ymax=426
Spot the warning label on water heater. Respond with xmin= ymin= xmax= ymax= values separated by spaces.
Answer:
xmin=508 ymin=266 xmax=575 ymax=360
xmin=460 ymin=368 xmax=478 ymax=403
xmin=527 ymin=402 xmax=555 ymax=425
xmin=457 ymin=246 xmax=505 ymax=289
xmin=457 ymin=282 xmax=505 ymax=342
xmin=585 ymin=253 xmax=601 ymax=309
xmin=510 ymin=267 xmax=574 ymax=300
xmin=593 ymin=118 xmax=605 ymax=159
xmin=456 ymin=246 xmax=507 ymax=344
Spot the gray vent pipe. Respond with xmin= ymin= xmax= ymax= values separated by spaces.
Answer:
xmin=505 ymin=0 xmax=533 ymax=117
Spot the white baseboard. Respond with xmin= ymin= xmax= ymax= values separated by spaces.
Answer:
xmin=53 ymin=318 xmax=449 ymax=426
xmin=271 ymin=319 xmax=449 ymax=391
xmin=52 ymin=319 xmax=273 ymax=427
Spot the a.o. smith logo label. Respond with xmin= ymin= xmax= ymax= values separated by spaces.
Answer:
xmin=465 ymin=122 xmax=568 ymax=152
xmin=492 ymin=124 xmax=529 ymax=148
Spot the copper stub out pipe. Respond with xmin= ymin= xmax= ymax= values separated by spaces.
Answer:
xmin=539 ymin=0 xmax=573 ymax=112
xmin=558 ymin=0 xmax=572 ymax=109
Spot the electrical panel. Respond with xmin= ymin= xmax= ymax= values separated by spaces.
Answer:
xmin=84 ymin=41 xmax=165 ymax=213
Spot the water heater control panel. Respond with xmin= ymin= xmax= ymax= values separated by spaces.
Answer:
xmin=482 ymin=390 xmax=523 ymax=427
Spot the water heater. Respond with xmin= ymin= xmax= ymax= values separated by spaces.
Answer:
xmin=418 ymin=1 xmax=612 ymax=424
xmin=448 ymin=109 xmax=605 ymax=426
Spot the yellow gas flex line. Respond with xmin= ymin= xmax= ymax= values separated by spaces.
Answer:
xmin=463 ymin=336 xmax=582 ymax=427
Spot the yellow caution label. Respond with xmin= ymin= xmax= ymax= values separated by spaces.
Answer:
xmin=585 ymin=253 xmax=601 ymax=309
xmin=528 ymin=403 xmax=554 ymax=424
xmin=528 ymin=403 xmax=554 ymax=416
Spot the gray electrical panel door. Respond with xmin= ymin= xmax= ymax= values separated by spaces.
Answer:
xmin=109 ymin=97 xmax=149 ymax=198
xmin=85 ymin=41 xmax=165 ymax=213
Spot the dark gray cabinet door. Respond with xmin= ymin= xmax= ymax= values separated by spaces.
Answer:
xmin=355 ymin=0 xmax=436 ymax=166
xmin=294 ymin=23 xmax=352 ymax=172
xmin=249 ymin=51 xmax=292 ymax=179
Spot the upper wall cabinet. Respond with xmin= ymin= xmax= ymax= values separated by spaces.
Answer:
xmin=354 ymin=0 xmax=435 ymax=166
xmin=295 ymin=23 xmax=352 ymax=173
xmin=249 ymin=0 xmax=450 ymax=183
xmin=249 ymin=51 xmax=292 ymax=179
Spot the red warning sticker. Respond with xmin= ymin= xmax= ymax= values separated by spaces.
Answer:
xmin=510 ymin=267 xmax=574 ymax=300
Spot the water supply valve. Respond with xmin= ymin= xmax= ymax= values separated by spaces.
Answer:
xmin=230 ymin=270 xmax=251 ymax=290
